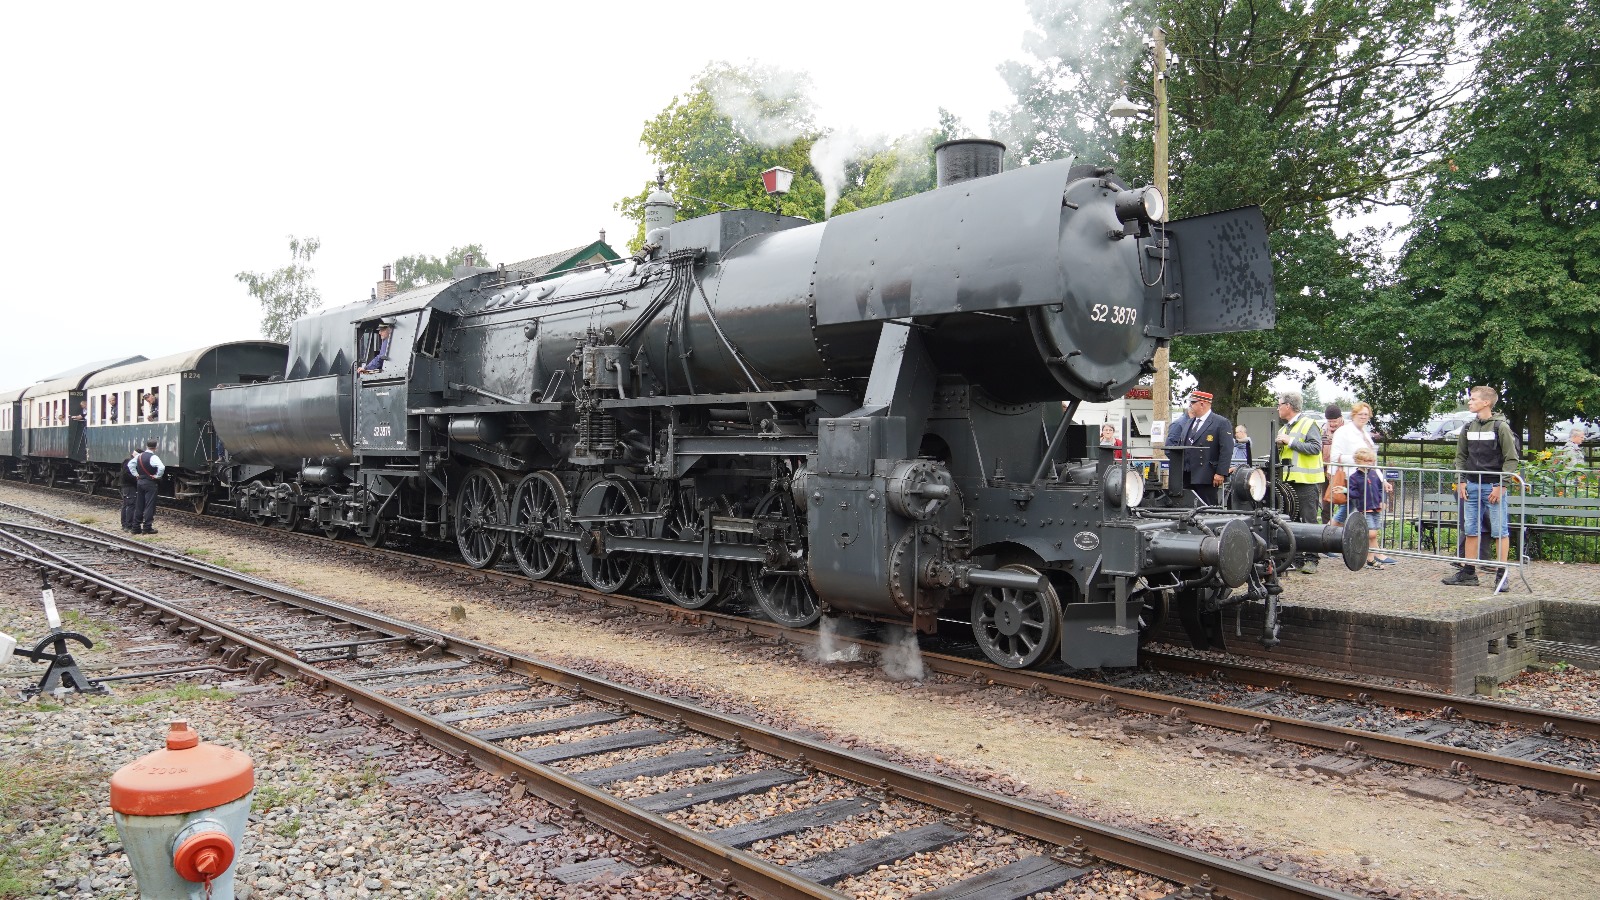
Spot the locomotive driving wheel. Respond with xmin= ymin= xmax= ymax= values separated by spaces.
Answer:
xmin=746 ymin=491 xmax=819 ymax=628
xmin=455 ymin=468 xmax=507 ymax=569
xmin=971 ymin=564 xmax=1062 ymax=669
xmin=509 ymin=471 xmax=571 ymax=581
xmin=574 ymin=477 xmax=645 ymax=594
xmin=654 ymin=486 xmax=737 ymax=610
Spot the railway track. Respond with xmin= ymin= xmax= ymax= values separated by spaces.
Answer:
xmin=6 ymin=485 xmax=1599 ymax=805
xmin=0 ymin=513 xmax=1350 ymax=900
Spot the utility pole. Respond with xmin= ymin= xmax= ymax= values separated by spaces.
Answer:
xmin=1151 ymin=23 xmax=1173 ymax=487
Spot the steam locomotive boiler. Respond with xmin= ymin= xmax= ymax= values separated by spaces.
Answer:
xmin=212 ymin=140 xmax=1358 ymax=669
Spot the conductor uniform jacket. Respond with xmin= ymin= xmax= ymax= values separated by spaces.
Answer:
xmin=1166 ymin=412 xmax=1235 ymax=488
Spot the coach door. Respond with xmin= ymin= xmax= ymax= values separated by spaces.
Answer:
xmin=354 ymin=314 xmax=415 ymax=454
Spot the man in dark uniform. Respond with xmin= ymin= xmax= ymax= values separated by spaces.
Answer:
xmin=119 ymin=451 xmax=139 ymax=531
xmin=1165 ymin=390 xmax=1234 ymax=505
xmin=356 ymin=318 xmax=396 ymax=375
xmin=127 ymin=439 xmax=165 ymax=535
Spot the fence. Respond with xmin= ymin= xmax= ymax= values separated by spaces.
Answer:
xmin=1346 ymin=462 xmax=1599 ymax=591
xmin=1377 ymin=440 xmax=1600 ymax=565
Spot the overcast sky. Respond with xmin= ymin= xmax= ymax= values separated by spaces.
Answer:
xmin=0 ymin=1 xmax=1040 ymax=389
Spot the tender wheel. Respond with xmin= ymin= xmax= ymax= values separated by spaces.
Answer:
xmin=22 ymin=466 xmax=34 ymax=484
xmin=45 ymin=467 xmax=57 ymax=489
xmin=455 ymin=468 xmax=507 ymax=569
xmin=574 ymin=477 xmax=644 ymax=594
xmin=747 ymin=492 xmax=818 ymax=627
xmin=971 ymin=564 xmax=1062 ymax=669
xmin=509 ymin=471 xmax=571 ymax=581
xmin=273 ymin=507 xmax=302 ymax=531
xmin=321 ymin=523 xmax=342 ymax=540
xmin=84 ymin=473 xmax=100 ymax=495
xmin=190 ymin=493 xmax=209 ymax=515
xmin=654 ymin=486 xmax=736 ymax=610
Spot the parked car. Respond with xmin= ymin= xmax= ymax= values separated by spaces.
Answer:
xmin=1399 ymin=414 xmax=1473 ymax=440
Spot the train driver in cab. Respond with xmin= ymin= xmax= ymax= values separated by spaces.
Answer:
xmin=357 ymin=317 xmax=396 ymax=375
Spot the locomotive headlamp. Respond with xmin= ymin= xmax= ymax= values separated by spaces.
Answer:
xmin=1244 ymin=466 xmax=1267 ymax=502
xmin=1103 ymin=465 xmax=1145 ymax=509
xmin=1115 ymin=186 xmax=1165 ymax=225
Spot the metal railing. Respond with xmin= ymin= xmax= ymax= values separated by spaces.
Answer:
xmin=1335 ymin=463 xmax=1545 ymax=592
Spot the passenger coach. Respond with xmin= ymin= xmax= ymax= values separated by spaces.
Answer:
xmin=7 ymin=357 xmax=144 ymax=486
xmin=81 ymin=341 xmax=286 ymax=510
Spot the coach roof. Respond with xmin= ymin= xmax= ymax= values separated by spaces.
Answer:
xmin=21 ymin=355 xmax=147 ymax=399
xmin=83 ymin=341 xmax=286 ymax=390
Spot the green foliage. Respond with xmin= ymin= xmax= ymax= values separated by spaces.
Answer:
xmin=1384 ymin=0 xmax=1600 ymax=450
xmin=617 ymin=63 xmax=968 ymax=250
xmin=994 ymin=0 xmax=1458 ymax=409
xmin=236 ymin=236 xmax=321 ymax=342
xmin=393 ymin=244 xmax=491 ymax=291
xmin=617 ymin=62 xmax=823 ymax=250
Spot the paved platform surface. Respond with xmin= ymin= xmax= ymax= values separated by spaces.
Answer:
xmin=1271 ymin=556 xmax=1598 ymax=620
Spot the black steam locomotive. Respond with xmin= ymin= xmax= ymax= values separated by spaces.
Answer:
xmin=212 ymin=140 xmax=1358 ymax=670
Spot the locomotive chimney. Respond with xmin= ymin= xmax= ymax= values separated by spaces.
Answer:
xmin=934 ymin=139 xmax=1006 ymax=188
xmin=376 ymin=265 xmax=398 ymax=302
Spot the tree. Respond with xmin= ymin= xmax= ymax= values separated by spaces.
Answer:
xmin=616 ymin=63 xmax=967 ymax=248
xmin=393 ymin=244 xmax=491 ymax=290
xmin=992 ymin=0 xmax=1460 ymax=413
xmin=237 ymin=236 xmax=321 ymax=342
xmin=616 ymin=62 xmax=825 ymax=250
xmin=1381 ymin=0 xmax=1600 ymax=449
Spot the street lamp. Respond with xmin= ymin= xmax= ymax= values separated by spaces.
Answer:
xmin=761 ymin=166 xmax=794 ymax=216
xmin=1108 ymin=24 xmax=1172 ymax=485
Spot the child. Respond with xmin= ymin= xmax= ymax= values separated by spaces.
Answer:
xmin=1348 ymin=447 xmax=1390 ymax=568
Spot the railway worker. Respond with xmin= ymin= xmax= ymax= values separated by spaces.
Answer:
xmin=119 ymin=451 xmax=138 ymax=531
xmin=1165 ymin=390 xmax=1234 ymax=506
xmin=356 ymin=317 xmax=396 ymax=375
xmin=1275 ymin=390 xmax=1326 ymax=574
xmin=1442 ymin=386 xmax=1519 ymax=587
xmin=127 ymin=439 xmax=165 ymax=535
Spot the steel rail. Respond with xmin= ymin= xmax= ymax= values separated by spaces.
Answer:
xmin=5 ymin=501 xmax=1598 ymax=801
xmin=1142 ymin=649 xmax=1600 ymax=743
xmin=0 ymin=516 xmax=1352 ymax=900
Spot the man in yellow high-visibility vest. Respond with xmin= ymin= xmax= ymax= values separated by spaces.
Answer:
xmin=1275 ymin=390 xmax=1326 ymax=574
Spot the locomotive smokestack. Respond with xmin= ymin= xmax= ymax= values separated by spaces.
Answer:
xmin=934 ymin=139 xmax=1006 ymax=188
xmin=376 ymin=265 xmax=397 ymax=302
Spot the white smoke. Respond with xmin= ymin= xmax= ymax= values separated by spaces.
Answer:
xmin=814 ymin=616 xmax=865 ymax=664
xmin=705 ymin=65 xmax=813 ymax=148
xmin=877 ymin=624 xmax=926 ymax=681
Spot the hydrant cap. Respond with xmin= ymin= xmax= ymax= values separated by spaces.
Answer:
xmin=110 ymin=721 xmax=255 ymax=816
xmin=173 ymin=830 xmax=236 ymax=883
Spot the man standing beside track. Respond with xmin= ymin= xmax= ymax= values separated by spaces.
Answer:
xmin=119 ymin=451 xmax=138 ymax=531
xmin=1275 ymin=390 xmax=1326 ymax=574
xmin=127 ymin=439 xmax=165 ymax=535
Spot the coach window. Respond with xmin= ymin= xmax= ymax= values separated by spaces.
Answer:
xmin=123 ymin=391 xmax=131 ymax=424
xmin=166 ymin=383 xmax=176 ymax=421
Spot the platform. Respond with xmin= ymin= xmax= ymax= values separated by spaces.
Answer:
xmin=1153 ymin=557 xmax=1600 ymax=695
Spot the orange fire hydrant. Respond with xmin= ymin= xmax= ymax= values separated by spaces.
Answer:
xmin=111 ymin=721 xmax=255 ymax=899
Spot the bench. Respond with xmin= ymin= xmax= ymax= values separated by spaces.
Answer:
xmin=1416 ymin=491 xmax=1600 ymax=558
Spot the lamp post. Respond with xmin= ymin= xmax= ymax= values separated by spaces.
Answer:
xmin=761 ymin=166 xmax=794 ymax=216
xmin=1111 ymin=24 xmax=1171 ymax=485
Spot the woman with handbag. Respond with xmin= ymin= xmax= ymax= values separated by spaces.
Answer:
xmin=1330 ymin=402 xmax=1395 ymax=563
